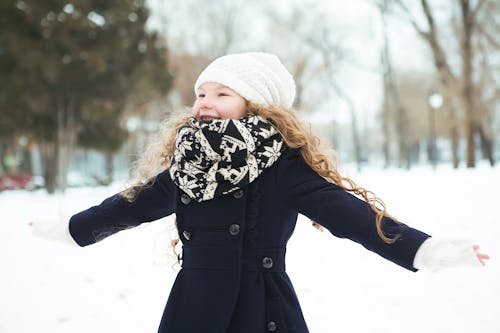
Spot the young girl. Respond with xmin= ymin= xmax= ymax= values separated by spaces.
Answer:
xmin=34 ymin=52 xmax=489 ymax=333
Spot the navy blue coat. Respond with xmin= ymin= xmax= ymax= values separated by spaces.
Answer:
xmin=69 ymin=148 xmax=430 ymax=333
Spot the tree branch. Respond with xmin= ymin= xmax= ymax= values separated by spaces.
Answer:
xmin=393 ymin=0 xmax=428 ymax=37
xmin=472 ymin=0 xmax=487 ymax=18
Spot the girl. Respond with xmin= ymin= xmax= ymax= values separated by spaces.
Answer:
xmin=34 ymin=52 xmax=489 ymax=333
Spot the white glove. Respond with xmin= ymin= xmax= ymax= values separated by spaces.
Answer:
xmin=413 ymin=237 xmax=487 ymax=272
xmin=30 ymin=204 xmax=79 ymax=246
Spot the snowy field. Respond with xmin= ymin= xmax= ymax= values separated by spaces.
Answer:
xmin=1 ymin=164 xmax=499 ymax=333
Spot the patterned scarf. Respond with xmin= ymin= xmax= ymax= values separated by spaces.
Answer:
xmin=169 ymin=115 xmax=286 ymax=202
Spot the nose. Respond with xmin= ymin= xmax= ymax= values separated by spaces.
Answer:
xmin=196 ymin=93 xmax=214 ymax=109
xmin=195 ymin=98 xmax=214 ymax=115
xmin=193 ymin=98 xmax=214 ymax=119
xmin=194 ymin=100 xmax=213 ymax=117
xmin=199 ymin=99 xmax=213 ymax=110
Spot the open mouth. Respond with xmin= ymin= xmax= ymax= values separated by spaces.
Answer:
xmin=200 ymin=116 xmax=220 ymax=121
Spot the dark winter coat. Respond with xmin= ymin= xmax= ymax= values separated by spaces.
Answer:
xmin=69 ymin=148 xmax=430 ymax=333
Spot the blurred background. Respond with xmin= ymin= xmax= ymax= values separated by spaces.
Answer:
xmin=1 ymin=1 xmax=500 ymax=333
xmin=0 ymin=0 xmax=498 ymax=193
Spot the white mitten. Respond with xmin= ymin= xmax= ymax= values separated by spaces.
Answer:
xmin=413 ymin=237 xmax=483 ymax=271
xmin=30 ymin=201 xmax=79 ymax=247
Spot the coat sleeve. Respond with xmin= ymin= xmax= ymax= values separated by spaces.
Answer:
xmin=69 ymin=169 xmax=177 ymax=247
xmin=279 ymin=149 xmax=430 ymax=271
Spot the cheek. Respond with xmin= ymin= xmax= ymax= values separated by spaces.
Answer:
xmin=191 ymin=107 xmax=199 ymax=118
xmin=192 ymin=101 xmax=201 ymax=113
xmin=235 ymin=100 xmax=247 ymax=117
xmin=223 ymin=102 xmax=246 ymax=118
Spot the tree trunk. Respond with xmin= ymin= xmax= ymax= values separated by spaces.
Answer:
xmin=327 ymin=80 xmax=363 ymax=170
xmin=40 ymin=141 xmax=58 ymax=194
xmin=460 ymin=0 xmax=477 ymax=167
xmin=379 ymin=1 xmax=409 ymax=169
xmin=57 ymin=126 xmax=76 ymax=191
xmin=443 ymin=96 xmax=460 ymax=168
xmin=20 ymin=146 xmax=33 ymax=174
xmin=381 ymin=103 xmax=391 ymax=169
xmin=0 ymin=142 xmax=7 ymax=173
xmin=463 ymin=105 xmax=476 ymax=167
xmin=421 ymin=2 xmax=461 ymax=169
xmin=346 ymin=98 xmax=363 ymax=171
xmin=104 ymin=151 xmax=114 ymax=185
xmin=409 ymin=1 xmax=462 ymax=168
xmin=396 ymin=105 xmax=410 ymax=169
xmin=477 ymin=124 xmax=495 ymax=166
xmin=292 ymin=57 xmax=307 ymax=110
xmin=379 ymin=1 xmax=391 ymax=168
xmin=56 ymin=94 xmax=78 ymax=192
xmin=451 ymin=125 xmax=460 ymax=168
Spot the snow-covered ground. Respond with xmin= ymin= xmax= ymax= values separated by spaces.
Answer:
xmin=1 ymin=164 xmax=499 ymax=333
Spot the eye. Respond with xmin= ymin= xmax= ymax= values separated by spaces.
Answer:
xmin=218 ymin=93 xmax=229 ymax=97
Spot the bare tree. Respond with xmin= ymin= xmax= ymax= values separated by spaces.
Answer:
xmin=260 ymin=6 xmax=324 ymax=112
xmin=473 ymin=0 xmax=499 ymax=165
xmin=152 ymin=0 xmax=252 ymax=112
xmin=306 ymin=24 xmax=364 ymax=170
xmin=154 ymin=0 xmax=247 ymax=58
xmin=393 ymin=0 xmax=461 ymax=167
xmin=459 ymin=0 xmax=490 ymax=166
xmin=377 ymin=0 xmax=411 ymax=169
xmin=265 ymin=5 xmax=365 ymax=169
xmin=393 ymin=0 xmax=496 ymax=168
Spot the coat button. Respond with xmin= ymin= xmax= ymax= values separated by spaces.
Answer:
xmin=262 ymin=257 xmax=273 ymax=269
xmin=182 ymin=230 xmax=191 ymax=241
xmin=233 ymin=189 xmax=244 ymax=199
xmin=267 ymin=321 xmax=277 ymax=331
xmin=181 ymin=194 xmax=191 ymax=204
xmin=229 ymin=224 xmax=240 ymax=236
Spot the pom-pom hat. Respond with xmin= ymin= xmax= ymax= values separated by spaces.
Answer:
xmin=194 ymin=52 xmax=296 ymax=108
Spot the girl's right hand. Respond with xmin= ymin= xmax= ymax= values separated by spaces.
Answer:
xmin=29 ymin=217 xmax=78 ymax=246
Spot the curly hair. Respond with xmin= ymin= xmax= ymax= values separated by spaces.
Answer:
xmin=121 ymin=102 xmax=398 ymax=246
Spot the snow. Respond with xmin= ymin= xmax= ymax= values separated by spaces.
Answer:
xmin=1 ymin=164 xmax=499 ymax=333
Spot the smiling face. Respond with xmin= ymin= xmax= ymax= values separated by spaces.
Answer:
xmin=192 ymin=82 xmax=247 ymax=120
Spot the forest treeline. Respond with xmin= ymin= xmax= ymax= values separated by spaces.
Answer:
xmin=0 ymin=0 xmax=498 ymax=193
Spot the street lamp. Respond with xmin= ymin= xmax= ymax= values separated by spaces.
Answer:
xmin=428 ymin=92 xmax=443 ymax=169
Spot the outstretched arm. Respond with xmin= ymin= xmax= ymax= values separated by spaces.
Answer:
xmin=32 ymin=169 xmax=177 ymax=247
xmin=279 ymin=149 xmax=430 ymax=271
xmin=279 ymin=149 xmax=490 ymax=272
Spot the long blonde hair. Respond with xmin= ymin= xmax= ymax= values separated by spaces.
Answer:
xmin=121 ymin=102 xmax=398 ymax=244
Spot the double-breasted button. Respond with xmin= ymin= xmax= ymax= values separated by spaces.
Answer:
xmin=267 ymin=321 xmax=277 ymax=331
xmin=182 ymin=230 xmax=191 ymax=241
xmin=233 ymin=189 xmax=244 ymax=199
xmin=229 ymin=224 xmax=240 ymax=236
xmin=181 ymin=194 xmax=191 ymax=204
xmin=262 ymin=257 xmax=273 ymax=269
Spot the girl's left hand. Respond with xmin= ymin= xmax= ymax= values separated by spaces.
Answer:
xmin=414 ymin=238 xmax=491 ymax=271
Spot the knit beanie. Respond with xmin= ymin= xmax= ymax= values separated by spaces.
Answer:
xmin=194 ymin=52 xmax=296 ymax=108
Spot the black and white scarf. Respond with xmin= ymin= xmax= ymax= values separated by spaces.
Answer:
xmin=169 ymin=115 xmax=286 ymax=202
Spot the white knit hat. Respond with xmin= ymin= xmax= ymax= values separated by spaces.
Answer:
xmin=194 ymin=52 xmax=296 ymax=108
